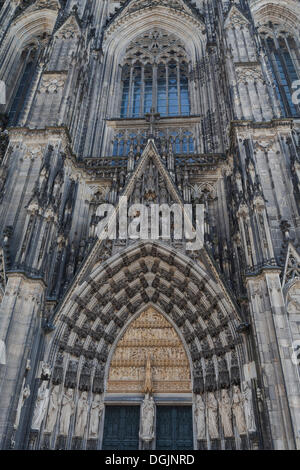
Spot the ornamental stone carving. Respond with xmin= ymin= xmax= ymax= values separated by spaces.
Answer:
xmin=236 ymin=66 xmax=264 ymax=84
xmin=40 ymin=75 xmax=66 ymax=94
xmin=107 ymin=307 xmax=191 ymax=394
xmin=31 ymin=382 xmax=49 ymax=431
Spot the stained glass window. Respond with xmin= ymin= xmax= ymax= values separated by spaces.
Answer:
xmin=264 ymin=35 xmax=299 ymax=117
xmin=120 ymin=30 xmax=190 ymax=118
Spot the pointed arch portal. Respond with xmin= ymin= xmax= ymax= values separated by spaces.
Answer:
xmin=26 ymin=241 xmax=257 ymax=450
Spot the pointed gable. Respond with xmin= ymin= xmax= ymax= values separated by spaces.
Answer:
xmin=74 ymin=140 xmax=202 ymax=281
xmin=104 ymin=0 xmax=205 ymax=34
xmin=224 ymin=5 xmax=250 ymax=29
xmin=25 ymin=0 xmax=60 ymax=14
xmin=54 ymin=12 xmax=81 ymax=39
xmin=125 ymin=139 xmax=184 ymax=206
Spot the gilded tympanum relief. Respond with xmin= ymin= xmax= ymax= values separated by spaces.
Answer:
xmin=107 ymin=307 xmax=191 ymax=393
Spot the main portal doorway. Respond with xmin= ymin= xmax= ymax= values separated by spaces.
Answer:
xmin=156 ymin=406 xmax=193 ymax=450
xmin=102 ymin=405 xmax=194 ymax=450
xmin=103 ymin=308 xmax=194 ymax=450
xmin=102 ymin=406 xmax=140 ymax=450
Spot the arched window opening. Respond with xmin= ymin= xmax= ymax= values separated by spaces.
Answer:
xmin=8 ymin=46 xmax=39 ymax=126
xmin=120 ymin=30 xmax=191 ymax=119
xmin=261 ymin=29 xmax=300 ymax=117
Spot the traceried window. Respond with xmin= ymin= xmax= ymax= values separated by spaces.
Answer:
xmin=112 ymin=129 xmax=195 ymax=157
xmin=261 ymin=29 xmax=300 ymax=117
xmin=120 ymin=30 xmax=190 ymax=118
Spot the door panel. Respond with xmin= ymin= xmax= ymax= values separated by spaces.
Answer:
xmin=102 ymin=406 xmax=140 ymax=450
xmin=156 ymin=406 xmax=193 ymax=450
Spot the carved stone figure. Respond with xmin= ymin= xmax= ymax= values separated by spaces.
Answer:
xmin=194 ymin=394 xmax=206 ymax=440
xmin=219 ymin=389 xmax=233 ymax=437
xmin=45 ymin=385 xmax=60 ymax=433
xmin=89 ymin=394 xmax=104 ymax=438
xmin=207 ymin=392 xmax=219 ymax=439
xmin=31 ymin=382 xmax=49 ymax=431
xmin=140 ymin=394 xmax=155 ymax=442
xmin=41 ymin=362 xmax=51 ymax=381
xmin=242 ymin=381 xmax=256 ymax=432
xmin=59 ymin=388 xmax=75 ymax=436
xmin=232 ymin=385 xmax=247 ymax=435
xmin=74 ymin=391 xmax=89 ymax=437
xmin=14 ymin=382 xmax=30 ymax=430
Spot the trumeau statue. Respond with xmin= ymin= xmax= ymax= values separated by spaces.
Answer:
xmin=207 ymin=392 xmax=219 ymax=439
xmin=219 ymin=389 xmax=233 ymax=437
xmin=60 ymin=388 xmax=75 ymax=436
xmin=45 ymin=385 xmax=60 ymax=433
xmin=232 ymin=385 xmax=247 ymax=435
xmin=242 ymin=381 xmax=256 ymax=433
xmin=14 ymin=382 xmax=30 ymax=430
xmin=89 ymin=394 xmax=104 ymax=438
xmin=32 ymin=382 xmax=50 ymax=431
xmin=74 ymin=391 xmax=89 ymax=437
xmin=140 ymin=394 xmax=155 ymax=442
xmin=194 ymin=394 xmax=206 ymax=440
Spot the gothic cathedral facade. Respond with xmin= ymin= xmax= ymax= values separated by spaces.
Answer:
xmin=0 ymin=0 xmax=299 ymax=451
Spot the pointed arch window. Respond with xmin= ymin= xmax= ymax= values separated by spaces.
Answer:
xmin=120 ymin=30 xmax=191 ymax=118
xmin=261 ymin=30 xmax=300 ymax=117
xmin=8 ymin=46 xmax=39 ymax=126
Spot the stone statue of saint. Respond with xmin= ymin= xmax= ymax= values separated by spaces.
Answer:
xmin=219 ymin=389 xmax=233 ymax=437
xmin=74 ymin=391 xmax=89 ymax=437
xmin=59 ymin=388 xmax=75 ymax=436
xmin=32 ymin=382 xmax=49 ymax=430
xmin=14 ymin=382 xmax=30 ymax=430
xmin=194 ymin=394 xmax=206 ymax=440
xmin=232 ymin=385 xmax=247 ymax=435
xmin=89 ymin=394 xmax=104 ymax=438
xmin=140 ymin=394 xmax=155 ymax=442
xmin=207 ymin=392 xmax=219 ymax=439
xmin=45 ymin=385 xmax=60 ymax=433
xmin=242 ymin=381 xmax=256 ymax=432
